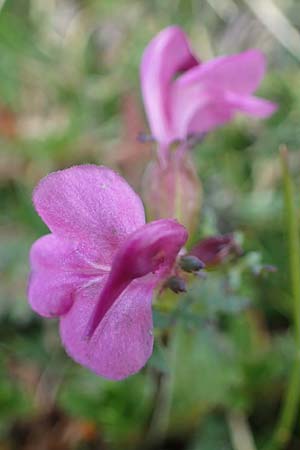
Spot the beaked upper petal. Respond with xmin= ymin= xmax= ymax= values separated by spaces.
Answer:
xmin=140 ymin=26 xmax=198 ymax=144
xmin=33 ymin=165 xmax=145 ymax=265
xmin=85 ymin=219 xmax=188 ymax=338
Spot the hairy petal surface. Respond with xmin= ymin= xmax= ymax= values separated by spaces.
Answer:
xmin=33 ymin=165 xmax=145 ymax=264
xmin=141 ymin=25 xmax=198 ymax=144
xmin=28 ymin=234 xmax=108 ymax=317
xmin=86 ymin=219 xmax=188 ymax=338
xmin=60 ymin=279 xmax=155 ymax=380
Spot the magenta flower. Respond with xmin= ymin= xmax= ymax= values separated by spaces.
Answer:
xmin=28 ymin=165 xmax=187 ymax=380
xmin=141 ymin=26 xmax=277 ymax=152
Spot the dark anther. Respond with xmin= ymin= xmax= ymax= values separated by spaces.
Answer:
xmin=179 ymin=255 xmax=205 ymax=273
xmin=165 ymin=276 xmax=187 ymax=294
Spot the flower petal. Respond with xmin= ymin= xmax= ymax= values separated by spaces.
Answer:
xmin=187 ymin=101 xmax=233 ymax=135
xmin=29 ymin=272 xmax=79 ymax=318
xmin=225 ymin=92 xmax=278 ymax=118
xmin=33 ymin=165 xmax=145 ymax=264
xmin=176 ymin=49 xmax=267 ymax=95
xmin=171 ymin=85 xmax=277 ymax=139
xmin=60 ymin=280 xmax=155 ymax=380
xmin=171 ymin=85 xmax=234 ymax=138
xmin=140 ymin=26 xmax=198 ymax=144
xmin=170 ymin=50 xmax=277 ymax=139
xmin=185 ymin=97 xmax=276 ymax=138
xmin=28 ymin=234 xmax=108 ymax=317
xmin=85 ymin=219 xmax=188 ymax=338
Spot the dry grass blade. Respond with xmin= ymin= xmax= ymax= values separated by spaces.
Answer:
xmin=243 ymin=0 xmax=300 ymax=61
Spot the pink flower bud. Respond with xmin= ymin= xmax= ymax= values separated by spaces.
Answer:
xmin=189 ymin=234 xmax=242 ymax=268
xmin=142 ymin=154 xmax=202 ymax=237
xmin=165 ymin=275 xmax=187 ymax=293
xmin=179 ymin=255 xmax=205 ymax=273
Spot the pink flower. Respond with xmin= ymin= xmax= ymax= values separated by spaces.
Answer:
xmin=28 ymin=165 xmax=187 ymax=380
xmin=140 ymin=26 xmax=277 ymax=151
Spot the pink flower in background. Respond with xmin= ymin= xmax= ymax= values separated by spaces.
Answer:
xmin=28 ymin=165 xmax=187 ymax=380
xmin=189 ymin=234 xmax=242 ymax=268
xmin=141 ymin=26 xmax=277 ymax=154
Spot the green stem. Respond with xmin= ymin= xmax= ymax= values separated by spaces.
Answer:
xmin=281 ymin=147 xmax=300 ymax=342
xmin=143 ymin=329 xmax=177 ymax=448
xmin=271 ymin=358 xmax=300 ymax=449
xmin=268 ymin=147 xmax=300 ymax=449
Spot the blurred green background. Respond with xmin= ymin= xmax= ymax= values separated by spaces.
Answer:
xmin=1 ymin=0 xmax=300 ymax=449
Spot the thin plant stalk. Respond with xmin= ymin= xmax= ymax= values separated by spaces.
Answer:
xmin=227 ymin=411 xmax=258 ymax=450
xmin=268 ymin=146 xmax=300 ymax=449
xmin=143 ymin=329 xmax=177 ymax=448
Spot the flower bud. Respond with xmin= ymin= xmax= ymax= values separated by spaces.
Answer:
xmin=165 ymin=276 xmax=187 ymax=293
xmin=142 ymin=154 xmax=202 ymax=236
xmin=179 ymin=255 xmax=205 ymax=273
xmin=189 ymin=234 xmax=242 ymax=268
